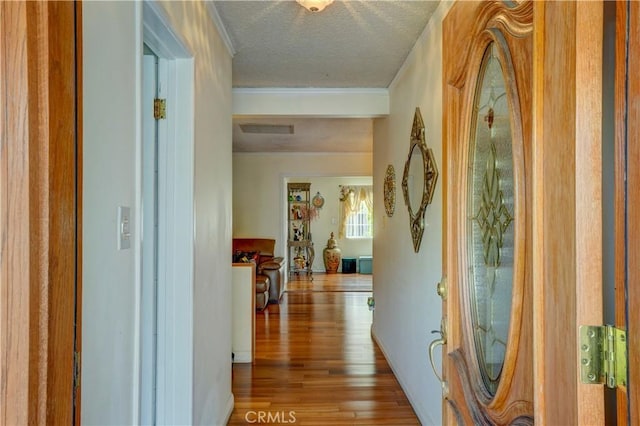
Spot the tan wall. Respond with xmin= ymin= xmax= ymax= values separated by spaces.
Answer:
xmin=371 ymin=1 xmax=453 ymax=424
xmin=233 ymin=152 xmax=372 ymax=260
xmin=83 ymin=1 xmax=233 ymax=423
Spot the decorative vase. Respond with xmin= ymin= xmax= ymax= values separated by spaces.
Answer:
xmin=323 ymin=232 xmax=342 ymax=274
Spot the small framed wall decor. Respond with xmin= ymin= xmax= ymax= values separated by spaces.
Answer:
xmin=384 ymin=164 xmax=396 ymax=217
xmin=312 ymin=191 xmax=325 ymax=209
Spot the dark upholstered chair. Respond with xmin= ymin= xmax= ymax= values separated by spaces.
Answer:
xmin=254 ymin=274 xmax=269 ymax=311
xmin=233 ymin=238 xmax=286 ymax=304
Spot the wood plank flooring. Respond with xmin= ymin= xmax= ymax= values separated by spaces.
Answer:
xmin=287 ymin=272 xmax=373 ymax=293
xmin=229 ymin=273 xmax=420 ymax=425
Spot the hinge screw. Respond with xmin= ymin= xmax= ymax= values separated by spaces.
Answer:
xmin=582 ymin=358 xmax=590 ymax=365
xmin=588 ymin=373 xmax=596 ymax=382
xmin=581 ymin=344 xmax=589 ymax=351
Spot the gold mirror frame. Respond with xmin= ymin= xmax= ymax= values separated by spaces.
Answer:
xmin=402 ymin=107 xmax=439 ymax=252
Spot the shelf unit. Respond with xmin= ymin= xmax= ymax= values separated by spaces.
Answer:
xmin=287 ymin=182 xmax=314 ymax=280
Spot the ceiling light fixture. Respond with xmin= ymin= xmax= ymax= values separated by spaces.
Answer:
xmin=296 ymin=0 xmax=334 ymax=13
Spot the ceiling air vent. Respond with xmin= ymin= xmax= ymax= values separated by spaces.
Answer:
xmin=239 ymin=123 xmax=294 ymax=135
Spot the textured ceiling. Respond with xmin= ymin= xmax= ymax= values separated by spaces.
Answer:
xmin=211 ymin=0 xmax=440 ymax=152
xmin=213 ymin=0 xmax=440 ymax=88
xmin=233 ymin=116 xmax=373 ymax=153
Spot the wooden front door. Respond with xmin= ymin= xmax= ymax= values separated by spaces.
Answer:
xmin=441 ymin=1 xmax=534 ymax=424
xmin=440 ymin=1 xmax=636 ymax=424
xmin=533 ymin=1 xmax=638 ymax=424
xmin=0 ymin=2 xmax=81 ymax=424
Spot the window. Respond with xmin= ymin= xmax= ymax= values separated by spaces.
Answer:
xmin=345 ymin=201 xmax=372 ymax=238
xmin=339 ymin=185 xmax=373 ymax=239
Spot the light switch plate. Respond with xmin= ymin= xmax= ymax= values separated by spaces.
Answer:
xmin=118 ymin=206 xmax=131 ymax=250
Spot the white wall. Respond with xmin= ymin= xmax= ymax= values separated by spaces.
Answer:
xmin=158 ymin=1 xmax=233 ymax=424
xmin=233 ymin=153 xmax=372 ymax=260
xmin=371 ymin=2 xmax=453 ymax=425
xmin=232 ymin=264 xmax=255 ymax=363
xmin=82 ymin=3 xmax=140 ymax=423
xmin=83 ymin=1 xmax=233 ymax=424
xmin=288 ymin=176 xmax=372 ymax=272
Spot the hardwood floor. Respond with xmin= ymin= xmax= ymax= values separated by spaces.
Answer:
xmin=229 ymin=273 xmax=420 ymax=425
xmin=287 ymin=272 xmax=373 ymax=292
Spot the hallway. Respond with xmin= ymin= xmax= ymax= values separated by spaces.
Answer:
xmin=228 ymin=274 xmax=420 ymax=425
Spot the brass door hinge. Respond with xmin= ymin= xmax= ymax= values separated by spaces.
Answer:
xmin=73 ymin=351 xmax=81 ymax=390
xmin=580 ymin=325 xmax=627 ymax=388
xmin=154 ymin=98 xmax=166 ymax=120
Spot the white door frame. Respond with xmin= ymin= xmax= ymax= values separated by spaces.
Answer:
xmin=139 ymin=1 xmax=195 ymax=424
xmin=141 ymin=50 xmax=159 ymax=425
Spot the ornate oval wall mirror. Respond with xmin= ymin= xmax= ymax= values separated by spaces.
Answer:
xmin=401 ymin=108 xmax=438 ymax=252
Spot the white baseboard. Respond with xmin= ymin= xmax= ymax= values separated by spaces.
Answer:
xmin=233 ymin=351 xmax=252 ymax=363
xmin=221 ymin=393 xmax=235 ymax=425
xmin=370 ymin=325 xmax=437 ymax=425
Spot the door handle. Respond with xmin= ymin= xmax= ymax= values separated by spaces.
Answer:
xmin=428 ymin=320 xmax=448 ymax=394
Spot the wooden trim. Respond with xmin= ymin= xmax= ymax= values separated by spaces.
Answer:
xmin=0 ymin=2 xmax=78 ymax=424
xmin=532 ymin=1 xmax=605 ymax=424
xmin=38 ymin=2 xmax=76 ymax=424
xmin=614 ymin=0 xmax=629 ymax=423
xmin=613 ymin=3 xmax=640 ymax=423
xmin=441 ymin=50 xmax=451 ymax=426
xmin=0 ymin=3 xmax=31 ymax=424
xmin=574 ymin=3 xmax=605 ymax=423
xmin=626 ymin=2 xmax=640 ymax=423
xmin=531 ymin=1 xmax=546 ymax=420
xmin=442 ymin=3 xmax=467 ymax=422
xmin=74 ymin=2 xmax=83 ymax=424
xmin=534 ymin=4 xmax=580 ymax=422
xmin=25 ymin=1 xmax=52 ymax=422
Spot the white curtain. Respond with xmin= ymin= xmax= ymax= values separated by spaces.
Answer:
xmin=339 ymin=185 xmax=373 ymax=238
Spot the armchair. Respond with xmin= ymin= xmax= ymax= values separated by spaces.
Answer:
xmin=233 ymin=238 xmax=286 ymax=304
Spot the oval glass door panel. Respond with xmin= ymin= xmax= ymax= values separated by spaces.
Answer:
xmin=467 ymin=42 xmax=515 ymax=395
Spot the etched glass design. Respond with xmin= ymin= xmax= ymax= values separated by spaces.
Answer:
xmin=467 ymin=42 xmax=515 ymax=395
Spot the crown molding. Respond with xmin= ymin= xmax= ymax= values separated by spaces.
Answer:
xmin=232 ymin=88 xmax=389 ymax=117
xmin=233 ymin=151 xmax=373 ymax=156
xmin=205 ymin=1 xmax=236 ymax=57
xmin=233 ymin=88 xmax=389 ymax=95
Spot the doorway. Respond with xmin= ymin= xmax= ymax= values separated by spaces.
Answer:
xmin=140 ymin=2 xmax=195 ymax=423
xmin=281 ymin=175 xmax=373 ymax=276
xmin=141 ymin=43 xmax=161 ymax=425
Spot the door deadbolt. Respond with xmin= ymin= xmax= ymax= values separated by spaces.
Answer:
xmin=436 ymin=278 xmax=447 ymax=300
